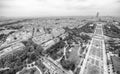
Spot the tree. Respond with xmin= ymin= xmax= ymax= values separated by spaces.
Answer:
xmin=35 ymin=45 xmax=44 ymax=56
xmin=80 ymin=34 xmax=91 ymax=43
xmin=118 ymin=50 xmax=120 ymax=57
xmin=2 ymin=70 xmax=10 ymax=74
xmin=28 ymin=52 xmax=37 ymax=63
xmin=0 ymin=58 xmax=4 ymax=68
xmin=60 ymin=56 xmax=75 ymax=71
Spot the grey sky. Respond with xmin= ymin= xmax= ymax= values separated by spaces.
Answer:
xmin=0 ymin=0 xmax=120 ymax=17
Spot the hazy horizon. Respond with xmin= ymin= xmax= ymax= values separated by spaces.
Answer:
xmin=0 ymin=0 xmax=120 ymax=17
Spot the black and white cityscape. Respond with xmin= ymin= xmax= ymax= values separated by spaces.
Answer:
xmin=0 ymin=0 xmax=120 ymax=74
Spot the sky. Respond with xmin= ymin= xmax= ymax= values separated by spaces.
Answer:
xmin=0 ymin=0 xmax=120 ymax=17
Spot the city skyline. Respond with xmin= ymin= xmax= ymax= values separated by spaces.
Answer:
xmin=0 ymin=0 xmax=120 ymax=17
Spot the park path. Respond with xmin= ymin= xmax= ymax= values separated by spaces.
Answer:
xmin=80 ymin=23 xmax=108 ymax=74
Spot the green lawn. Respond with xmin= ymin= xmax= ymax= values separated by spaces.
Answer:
xmin=34 ymin=69 xmax=40 ymax=74
xmin=86 ymin=63 xmax=100 ymax=74
xmin=111 ymin=56 xmax=120 ymax=73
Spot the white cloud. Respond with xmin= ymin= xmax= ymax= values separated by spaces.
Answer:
xmin=0 ymin=0 xmax=119 ymax=17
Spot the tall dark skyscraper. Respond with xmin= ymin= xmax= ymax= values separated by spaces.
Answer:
xmin=96 ymin=12 xmax=99 ymax=18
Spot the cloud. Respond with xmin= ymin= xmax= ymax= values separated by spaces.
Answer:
xmin=116 ymin=0 xmax=120 ymax=2
xmin=0 ymin=0 xmax=119 ymax=17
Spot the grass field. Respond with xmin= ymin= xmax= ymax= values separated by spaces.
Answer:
xmin=84 ymin=63 xmax=101 ymax=74
xmin=111 ymin=56 xmax=120 ymax=73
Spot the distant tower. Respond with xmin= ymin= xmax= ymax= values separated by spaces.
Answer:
xmin=96 ymin=12 xmax=99 ymax=18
